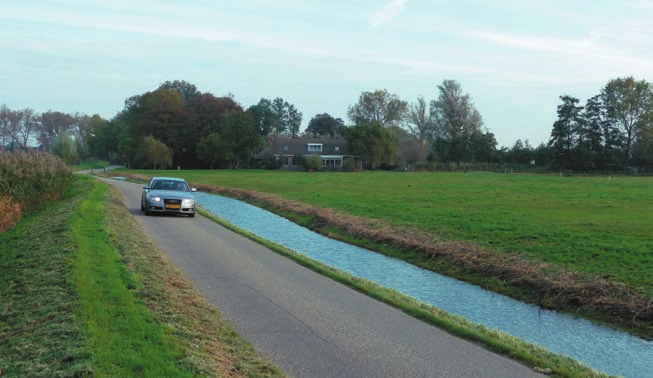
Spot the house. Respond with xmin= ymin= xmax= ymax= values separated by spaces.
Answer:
xmin=257 ymin=137 xmax=356 ymax=170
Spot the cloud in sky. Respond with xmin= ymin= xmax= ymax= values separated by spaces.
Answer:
xmin=369 ymin=0 xmax=407 ymax=29
xmin=2 ymin=0 xmax=653 ymax=147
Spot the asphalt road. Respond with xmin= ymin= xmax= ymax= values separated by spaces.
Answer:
xmin=102 ymin=177 xmax=544 ymax=378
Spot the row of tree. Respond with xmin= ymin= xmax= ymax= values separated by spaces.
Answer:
xmin=338 ymin=81 xmax=499 ymax=168
xmin=549 ymin=77 xmax=653 ymax=171
xmin=2 ymin=77 xmax=650 ymax=172
xmin=0 ymin=105 xmax=105 ymax=164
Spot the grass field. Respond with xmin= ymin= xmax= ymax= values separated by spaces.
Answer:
xmin=129 ymin=170 xmax=653 ymax=297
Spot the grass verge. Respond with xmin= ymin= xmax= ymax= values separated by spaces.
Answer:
xmin=70 ymin=179 xmax=194 ymax=377
xmin=1 ymin=178 xmax=93 ymax=377
xmin=0 ymin=176 xmax=284 ymax=377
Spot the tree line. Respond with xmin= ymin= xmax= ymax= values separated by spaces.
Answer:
xmin=1 ymin=77 xmax=651 ymax=172
xmin=548 ymin=77 xmax=653 ymax=172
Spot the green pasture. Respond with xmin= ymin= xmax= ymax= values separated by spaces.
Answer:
xmin=130 ymin=170 xmax=653 ymax=295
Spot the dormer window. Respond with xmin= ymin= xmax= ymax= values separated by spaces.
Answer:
xmin=335 ymin=146 xmax=340 ymax=152
xmin=308 ymin=143 xmax=323 ymax=152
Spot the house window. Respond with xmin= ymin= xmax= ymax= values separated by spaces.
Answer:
xmin=335 ymin=146 xmax=340 ymax=151
xmin=308 ymin=143 xmax=323 ymax=152
xmin=284 ymin=145 xmax=288 ymax=151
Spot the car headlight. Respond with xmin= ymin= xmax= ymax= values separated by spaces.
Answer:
xmin=150 ymin=196 xmax=161 ymax=202
xmin=182 ymin=199 xmax=194 ymax=206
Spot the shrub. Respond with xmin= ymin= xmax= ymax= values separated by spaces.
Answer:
xmin=0 ymin=196 xmax=21 ymax=233
xmin=306 ymin=154 xmax=322 ymax=171
xmin=342 ymin=158 xmax=357 ymax=172
xmin=0 ymin=151 xmax=73 ymax=214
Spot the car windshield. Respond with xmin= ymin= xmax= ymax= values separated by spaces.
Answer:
xmin=151 ymin=180 xmax=188 ymax=192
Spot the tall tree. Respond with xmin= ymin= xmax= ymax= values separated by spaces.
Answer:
xmin=86 ymin=114 xmax=112 ymax=161
xmin=196 ymin=132 xmax=227 ymax=170
xmin=185 ymin=93 xmax=243 ymax=167
xmin=130 ymin=89 xmax=188 ymax=167
xmin=345 ymin=122 xmax=396 ymax=169
xmin=137 ymin=136 xmax=173 ymax=170
xmin=601 ymin=76 xmax=653 ymax=169
xmin=549 ymin=95 xmax=584 ymax=170
xmin=51 ymin=132 xmax=78 ymax=165
xmin=39 ymin=111 xmax=75 ymax=151
xmin=158 ymin=80 xmax=200 ymax=101
xmin=17 ymin=108 xmax=40 ymax=148
xmin=219 ymin=111 xmax=263 ymax=168
xmin=430 ymin=80 xmax=484 ymax=163
xmin=583 ymin=95 xmax=622 ymax=170
xmin=305 ymin=113 xmax=346 ymax=137
xmin=0 ymin=105 xmax=13 ymax=146
xmin=347 ymin=89 xmax=407 ymax=128
xmin=406 ymin=97 xmax=433 ymax=146
xmin=632 ymin=121 xmax=653 ymax=172
xmin=247 ymin=98 xmax=275 ymax=136
xmin=247 ymin=97 xmax=302 ymax=137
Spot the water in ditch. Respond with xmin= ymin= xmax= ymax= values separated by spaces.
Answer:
xmin=195 ymin=192 xmax=652 ymax=378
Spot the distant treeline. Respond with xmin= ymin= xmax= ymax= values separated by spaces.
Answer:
xmin=1 ymin=76 xmax=651 ymax=172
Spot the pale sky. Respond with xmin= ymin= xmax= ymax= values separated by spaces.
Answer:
xmin=2 ymin=0 xmax=652 ymax=147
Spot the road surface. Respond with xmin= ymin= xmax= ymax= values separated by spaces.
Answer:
xmin=102 ymin=177 xmax=544 ymax=378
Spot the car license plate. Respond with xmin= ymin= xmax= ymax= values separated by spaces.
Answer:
xmin=166 ymin=204 xmax=181 ymax=209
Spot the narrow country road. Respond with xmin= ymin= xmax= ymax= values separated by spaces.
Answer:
xmin=101 ymin=177 xmax=544 ymax=378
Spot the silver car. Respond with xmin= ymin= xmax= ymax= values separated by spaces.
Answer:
xmin=141 ymin=177 xmax=196 ymax=217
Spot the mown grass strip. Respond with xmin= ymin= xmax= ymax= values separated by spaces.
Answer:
xmin=0 ymin=179 xmax=93 ymax=377
xmin=69 ymin=179 xmax=193 ymax=377
xmin=196 ymin=206 xmax=611 ymax=378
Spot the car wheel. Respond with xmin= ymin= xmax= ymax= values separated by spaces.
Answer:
xmin=140 ymin=200 xmax=145 ymax=211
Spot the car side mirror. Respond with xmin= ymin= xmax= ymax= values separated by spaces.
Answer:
xmin=143 ymin=186 xmax=150 ymax=190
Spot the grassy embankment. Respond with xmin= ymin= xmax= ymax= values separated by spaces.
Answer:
xmin=1 ymin=161 xmax=283 ymax=376
xmin=124 ymin=169 xmax=653 ymax=338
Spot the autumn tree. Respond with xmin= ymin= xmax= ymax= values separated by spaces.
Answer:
xmin=137 ymin=136 xmax=172 ymax=170
xmin=129 ymin=89 xmax=187 ymax=167
xmin=601 ymin=76 xmax=653 ymax=169
xmin=430 ymin=80 xmax=488 ymax=163
xmin=185 ymin=93 xmax=243 ymax=167
xmin=345 ymin=122 xmax=396 ymax=169
xmin=347 ymin=89 xmax=407 ymax=128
